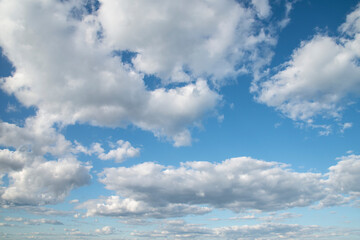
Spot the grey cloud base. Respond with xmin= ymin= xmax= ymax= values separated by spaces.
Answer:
xmin=80 ymin=155 xmax=360 ymax=218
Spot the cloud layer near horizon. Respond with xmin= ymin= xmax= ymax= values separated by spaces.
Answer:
xmin=79 ymin=155 xmax=360 ymax=218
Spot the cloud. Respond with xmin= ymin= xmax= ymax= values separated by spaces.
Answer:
xmin=23 ymin=218 xmax=63 ymax=226
xmin=95 ymin=226 xmax=114 ymax=235
xmin=1 ymin=158 xmax=91 ymax=206
xmin=0 ymin=118 xmax=92 ymax=207
xmin=80 ymin=155 xmax=360 ymax=218
xmin=0 ymin=117 xmax=72 ymax=157
xmin=69 ymin=199 xmax=79 ymax=204
xmin=4 ymin=217 xmax=24 ymax=222
xmin=76 ymin=139 xmax=140 ymax=162
xmin=251 ymin=0 xmax=271 ymax=18
xmin=0 ymin=222 xmax=14 ymax=227
xmin=98 ymin=0 xmax=275 ymax=83
xmin=327 ymin=154 xmax=360 ymax=194
xmin=97 ymin=140 xmax=140 ymax=162
xmin=79 ymin=196 xmax=212 ymax=219
xmin=0 ymin=0 xmax=278 ymax=146
xmin=96 ymin=157 xmax=325 ymax=212
xmin=340 ymin=122 xmax=353 ymax=133
xmin=0 ymin=149 xmax=28 ymax=172
xmin=16 ymin=206 xmax=74 ymax=216
xmin=131 ymin=220 xmax=355 ymax=240
xmin=4 ymin=217 xmax=63 ymax=225
xmin=254 ymin=3 xmax=360 ymax=127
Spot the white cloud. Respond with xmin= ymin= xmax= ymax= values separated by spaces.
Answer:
xmin=98 ymin=0 xmax=275 ymax=83
xmin=0 ymin=116 xmax=92 ymax=207
xmin=69 ymin=199 xmax=79 ymax=204
xmin=79 ymin=196 xmax=212 ymax=219
xmin=4 ymin=217 xmax=24 ymax=222
xmin=0 ymin=117 xmax=72 ymax=157
xmin=131 ymin=220 xmax=355 ymax=240
xmin=4 ymin=217 xmax=63 ymax=225
xmin=16 ymin=206 xmax=74 ymax=216
xmin=76 ymin=139 xmax=140 ymax=162
xmin=251 ymin=0 xmax=271 ymax=18
xmin=23 ymin=218 xmax=63 ymax=225
xmin=339 ymin=3 xmax=360 ymax=36
xmin=254 ymin=4 xmax=360 ymax=127
xmin=340 ymin=122 xmax=353 ymax=133
xmin=0 ymin=222 xmax=14 ymax=227
xmin=80 ymin=155 xmax=360 ymax=219
xmin=0 ymin=0 xmax=278 ymax=146
xmin=95 ymin=226 xmax=114 ymax=235
xmin=1 ymin=158 xmax=91 ymax=206
xmin=96 ymin=157 xmax=325 ymax=213
xmin=0 ymin=149 xmax=28 ymax=172
xmin=327 ymin=154 xmax=360 ymax=194
xmin=98 ymin=140 xmax=139 ymax=162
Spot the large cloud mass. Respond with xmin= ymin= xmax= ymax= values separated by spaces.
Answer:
xmin=80 ymin=155 xmax=360 ymax=218
xmin=0 ymin=0 xmax=275 ymax=146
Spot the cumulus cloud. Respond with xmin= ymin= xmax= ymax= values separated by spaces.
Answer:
xmin=0 ymin=117 xmax=72 ymax=157
xmin=98 ymin=0 xmax=275 ymax=83
xmin=327 ymin=154 xmax=360 ymax=194
xmin=80 ymin=155 xmax=360 ymax=219
xmin=0 ymin=149 xmax=28 ymax=172
xmin=98 ymin=140 xmax=139 ymax=162
xmin=95 ymin=226 xmax=114 ymax=235
xmin=254 ymin=3 xmax=360 ymax=127
xmin=1 ymin=158 xmax=91 ymax=206
xmin=0 ymin=117 xmax=92 ymax=207
xmin=76 ymin=139 xmax=140 ymax=162
xmin=97 ymin=157 xmax=325 ymax=212
xmin=0 ymin=0 xmax=278 ymax=146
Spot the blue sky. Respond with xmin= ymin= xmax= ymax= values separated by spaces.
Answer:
xmin=1 ymin=0 xmax=360 ymax=239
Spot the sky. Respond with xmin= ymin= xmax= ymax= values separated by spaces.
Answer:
xmin=0 ymin=0 xmax=360 ymax=239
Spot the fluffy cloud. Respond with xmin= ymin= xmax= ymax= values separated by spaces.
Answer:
xmin=0 ymin=117 xmax=72 ymax=157
xmin=0 ymin=122 xmax=91 ymax=207
xmin=327 ymin=154 xmax=360 ymax=194
xmin=0 ymin=149 xmax=28 ymax=172
xmin=0 ymin=115 xmax=92 ymax=207
xmin=80 ymin=155 xmax=360 ymax=218
xmin=0 ymin=0 xmax=278 ymax=146
xmin=95 ymin=226 xmax=114 ymax=235
xmin=98 ymin=140 xmax=139 ymax=162
xmin=97 ymin=0 xmax=275 ymax=83
xmin=97 ymin=157 xmax=325 ymax=212
xmin=1 ymin=158 xmax=91 ymax=206
xmin=76 ymin=139 xmax=140 ymax=162
xmin=254 ymin=4 xmax=360 ymax=126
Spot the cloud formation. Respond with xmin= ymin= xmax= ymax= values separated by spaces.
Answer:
xmin=80 ymin=155 xmax=360 ymax=218
xmin=131 ymin=220 xmax=348 ymax=240
xmin=1 ymin=158 xmax=91 ymax=206
xmin=0 ymin=116 xmax=92 ymax=206
xmin=0 ymin=0 xmax=277 ymax=146
xmin=254 ymin=3 xmax=360 ymax=126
